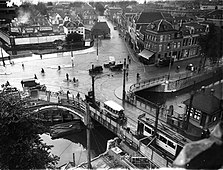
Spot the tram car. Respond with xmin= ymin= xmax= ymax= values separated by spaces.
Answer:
xmin=137 ymin=114 xmax=189 ymax=158
xmin=103 ymin=100 xmax=126 ymax=121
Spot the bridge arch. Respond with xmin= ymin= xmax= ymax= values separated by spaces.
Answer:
xmin=30 ymin=104 xmax=87 ymax=124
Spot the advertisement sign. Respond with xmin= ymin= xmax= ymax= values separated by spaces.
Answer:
xmin=11 ymin=27 xmax=21 ymax=33
xmin=39 ymin=27 xmax=53 ymax=32
xmin=85 ymin=41 xmax=90 ymax=46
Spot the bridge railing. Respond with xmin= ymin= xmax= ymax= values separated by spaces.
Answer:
xmin=125 ymin=93 xmax=168 ymax=123
xmin=129 ymin=75 xmax=167 ymax=93
xmin=0 ymin=30 xmax=10 ymax=45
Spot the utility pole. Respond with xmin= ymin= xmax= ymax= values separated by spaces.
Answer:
xmin=1 ymin=47 xmax=5 ymax=67
xmin=184 ymin=90 xmax=195 ymax=130
xmin=91 ymin=68 xmax=95 ymax=103
xmin=122 ymin=58 xmax=127 ymax=102
xmin=96 ymin=35 xmax=98 ymax=61
xmin=167 ymin=42 xmax=174 ymax=81
xmin=86 ymin=102 xmax=93 ymax=169
xmin=154 ymin=106 xmax=160 ymax=137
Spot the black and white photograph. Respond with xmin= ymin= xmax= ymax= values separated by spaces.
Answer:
xmin=0 ymin=0 xmax=223 ymax=169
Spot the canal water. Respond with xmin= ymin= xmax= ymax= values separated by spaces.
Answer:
xmin=41 ymin=120 xmax=116 ymax=167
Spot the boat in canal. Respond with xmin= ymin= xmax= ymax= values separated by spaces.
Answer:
xmin=50 ymin=120 xmax=84 ymax=139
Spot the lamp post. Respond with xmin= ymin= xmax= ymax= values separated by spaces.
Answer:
xmin=167 ymin=42 xmax=174 ymax=81
xmin=86 ymin=102 xmax=93 ymax=169
xmin=122 ymin=58 xmax=127 ymax=102
xmin=0 ymin=45 xmax=5 ymax=67
xmin=96 ymin=35 xmax=99 ymax=61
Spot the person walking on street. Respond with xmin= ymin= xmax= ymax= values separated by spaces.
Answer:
xmin=22 ymin=63 xmax=24 ymax=69
xmin=34 ymin=74 xmax=38 ymax=79
xmin=41 ymin=68 xmax=45 ymax=74
xmin=136 ymin=73 xmax=140 ymax=83
xmin=126 ymin=71 xmax=129 ymax=81
xmin=66 ymin=73 xmax=69 ymax=81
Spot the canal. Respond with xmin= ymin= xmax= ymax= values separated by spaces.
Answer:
xmin=41 ymin=119 xmax=117 ymax=168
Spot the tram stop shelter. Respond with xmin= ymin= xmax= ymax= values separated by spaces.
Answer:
xmin=138 ymin=49 xmax=155 ymax=65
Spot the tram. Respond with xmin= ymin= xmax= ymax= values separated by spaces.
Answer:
xmin=137 ymin=116 xmax=187 ymax=157
xmin=103 ymin=100 xmax=125 ymax=120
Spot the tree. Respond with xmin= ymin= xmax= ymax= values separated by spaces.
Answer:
xmin=95 ymin=2 xmax=105 ymax=16
xmin=198 ymin=23 xmax=223 ymax=70
xmin=0 ymin=93 xmax=59 ymax=169
xmin=35 ymin=2 xmax=48 ymax=16
xmin=66 ymin=32 xmax=83 ymax=43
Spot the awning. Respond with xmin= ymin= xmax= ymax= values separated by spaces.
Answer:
xmin=138 ymin=49 xmax=154 ymax=60
xmin=0 ymin=47 xmax=10 ymax=58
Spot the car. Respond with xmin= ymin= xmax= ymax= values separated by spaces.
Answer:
xmin=155 ymin=58 xmax=174 ymax=67
xmin=89 ymin=65 xmax=103 ymax=74
xmin=21 ymin=78 xmax=46 ymax=91
xmin=186 ymin=63 xmax=194 ymax=71
xmin=104 ymin=56 xmax=116 ymax=68
xmin=110 ymin=63 xmax=123 ymax=71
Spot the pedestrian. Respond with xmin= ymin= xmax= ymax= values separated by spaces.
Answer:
xmin=66 ymin=73 xmax=69 ymax=81
xmin=22 ymin=63 xmax=24 ymax=69
xmin=21 ymin=80 xmax=24 ymax=87
xmin=41 ymin=68 xmax=45 ymax=74
xmin=126 ymin=71 xmax=128 ymax=77
xmin=126 ymin=64 xmax=129 ymax=70
xmin=58 ymin=65 xmax=61 ymax=71
xmin=136 ymin=73 xmax=140 ymax=83
xmin=73 ymin=77 xmax=76 ymax=83
xmin=34 ymin=74 xmax=38 ymax=79
xmin=40 ymin=54 xmax=42 ymax=59
xmin=77 ymin=92 xmax=80 ymax=100
xmin=5 ymin=81 xmax=10 ymax=87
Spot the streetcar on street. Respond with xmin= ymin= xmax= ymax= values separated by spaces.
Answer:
xmin=103 ymin=100 xmax=126 ymax=124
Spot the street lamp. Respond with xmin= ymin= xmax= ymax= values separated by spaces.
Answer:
xmin=96 ymin=35 xmax=99 ymax=61
xmin=167 ymin=42 xmax=174 ymax=81
xmin=0 ymin=44 xmax=5 ymax=67
xmin=122 ymin=58 xmax=127 ymax=102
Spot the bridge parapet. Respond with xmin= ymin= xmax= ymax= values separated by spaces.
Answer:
xmin=0 ymin=30 xmax=10 ymax=45
xmin=129 ymin=75 xmax=167 ymax=93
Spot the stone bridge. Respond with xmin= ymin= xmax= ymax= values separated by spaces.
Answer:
xmin=129 ymin=75 xmax=167 ymax=93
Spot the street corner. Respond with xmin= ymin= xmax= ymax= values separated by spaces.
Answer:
xmin=114 ymin=83 xmax=133 ymax=100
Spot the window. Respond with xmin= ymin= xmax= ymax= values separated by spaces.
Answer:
xmin=167 ymin=140 xmax=176 ymax=149
xmin=167 ymin=43 xmax=171 ymax=49
xmin=145 ymin=126 xmax=152 ymax=135
xmin=173 ymin=43 xmax=177 ymax=48
xmin=190 ymin=108 xmax=201 ymax=121
xmin=159 ymin=135 xmax=167 ymax=144
xmin=177 ymin=42 xmax=181 ymax=48
xmin=159 ymin=45 xmax=162 ymax=52
xmin=160 ymin=35 xmax=163 ymax=42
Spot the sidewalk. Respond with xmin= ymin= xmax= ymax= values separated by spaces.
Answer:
xmin=114 ymin=83 xmax=133 ymax=100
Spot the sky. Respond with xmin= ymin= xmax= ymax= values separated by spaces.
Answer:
xmin=9 ymin=0 xmax=150 ymax=6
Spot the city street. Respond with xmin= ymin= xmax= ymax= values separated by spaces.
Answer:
xmin=0 ymin=16 xmax=202 ymax=128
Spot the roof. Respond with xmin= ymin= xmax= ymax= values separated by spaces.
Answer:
xmin=146 ymin=19 xmax=175 ymax=32
xmin=136 ymin=12 xmax=164 ymax=24
xmin=91 ymin=22 xmax=110 ymax=35
xmin=183 ymin=92 xmax=221 ymax=115
xmin=104 ymin=100 xmax=124 ymax=111
xmin=205 ymin=10 xmax=223 ymax=19
xmin=63 ymin=21 xmax=84 ymax=28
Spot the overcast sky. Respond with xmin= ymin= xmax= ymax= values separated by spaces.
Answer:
xmin=10 ymin=0 xmax=151 ymax=6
